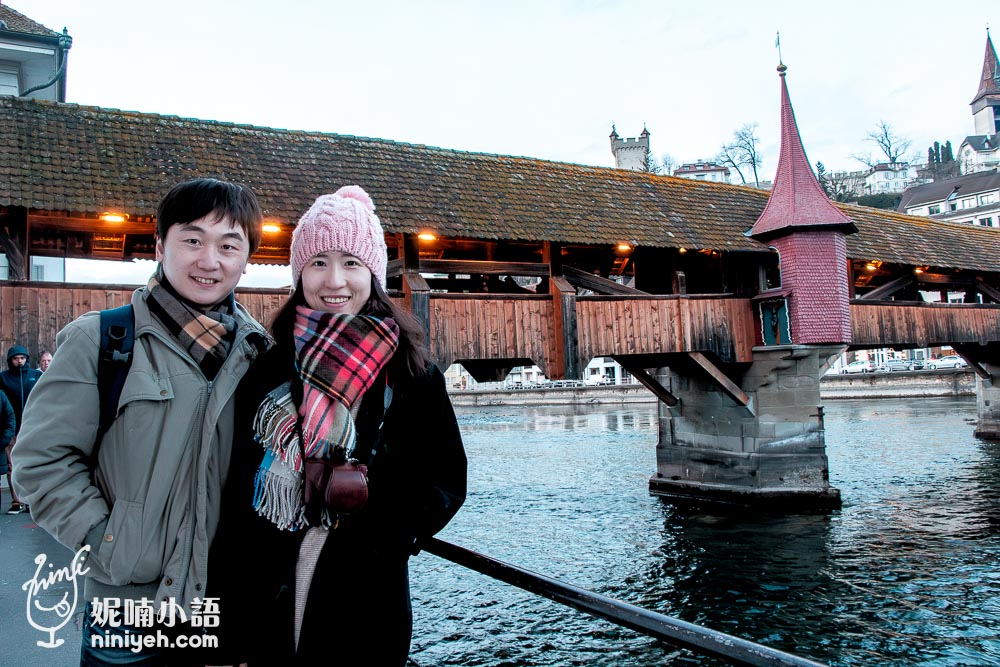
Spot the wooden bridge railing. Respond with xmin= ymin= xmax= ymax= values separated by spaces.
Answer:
xmin=850 ymin=301 xmax=1000 ymax=348
xmin=1 ymin=282 xmax=760 ymax=377
xmin=0 ymin=281 xmax=287 ymax=360
xmin=8 ymin=282 xmax=1000 ymax=378
xmin=575 ymin=295 xmax=756 ymax=364
xmin=427 ymin=293 xmax=557 ymax=374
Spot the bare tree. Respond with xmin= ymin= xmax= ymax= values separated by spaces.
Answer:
xmin=718 ymin=123 xmax=763 ymax=187
xmin=660 ymin=153 xmax=677 ymax=176
xmin=716 ymin=144 xmax=747 ymax=184
xmin=854 ymin=120 xmax=912 ymax=166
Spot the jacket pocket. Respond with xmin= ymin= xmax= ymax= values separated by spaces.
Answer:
xmin=117 ymin=372 xmax=174 ymax=413
xmin=93 ymin=499 xmax=144 ymax=586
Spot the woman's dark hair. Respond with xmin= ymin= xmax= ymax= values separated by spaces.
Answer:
xmin=269 ymin=276 xmax=431 ymax=380
xmin=156 ymin=178 xmax=263 ymax=254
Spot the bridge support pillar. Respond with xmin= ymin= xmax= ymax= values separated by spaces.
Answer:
xmin=649 ymin=344 xmax=843 ymax=511
xmin=975 ymin=362 xmax=1000 ymax=440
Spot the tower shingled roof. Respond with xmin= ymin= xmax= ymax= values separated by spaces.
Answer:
xmin=971 ymin=31 xmax=1000 ymax=106
xmin=750 ymin=64 xmax=856 ymax=240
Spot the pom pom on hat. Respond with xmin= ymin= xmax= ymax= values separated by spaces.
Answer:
xmin=333 ymin=185 xmax=375 ymax=211
xmin=291 ymin=186 xmax=388 ymax=288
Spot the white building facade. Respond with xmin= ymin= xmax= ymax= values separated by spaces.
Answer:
xmin=0 ymin=4 xmax=71 ymax=102
xmin=864 ymin=162 xmax=920 ymax=194
xmin=673 ymin=160 xmax=730 ymax=183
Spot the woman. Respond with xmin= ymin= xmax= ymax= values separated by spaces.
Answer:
xmin=211 ymin=186 xmax=467 ymax=665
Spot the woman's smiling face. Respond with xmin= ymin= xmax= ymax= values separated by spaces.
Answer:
xmin=300 ymin=250 xmax=372 ymax=315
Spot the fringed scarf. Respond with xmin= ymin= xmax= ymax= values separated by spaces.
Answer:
xmin=145 ymin=265 xmax=238 ymax=380
xmin=253 ymin=306 xmax=399 ymax=530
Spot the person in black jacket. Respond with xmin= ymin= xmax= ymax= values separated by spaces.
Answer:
xmin=0 ymin=390 xmax=15 ymax=506
xmin=210 ymin=186 xmax=466 ymax=666
xmin=1 ymin=345 xmax=41 ymax=513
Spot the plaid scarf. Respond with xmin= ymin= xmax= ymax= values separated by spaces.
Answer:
xmin=145 ymin=265 xmax=237 ymax=380
xmin=253 ymin=307 xmax=399 ymax=530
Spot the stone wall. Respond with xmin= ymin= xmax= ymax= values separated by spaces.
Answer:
xmin=819 ymin=369 xmax=975 ymax=399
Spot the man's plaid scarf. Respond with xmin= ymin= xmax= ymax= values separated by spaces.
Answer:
xmin=145 ymin=265 xmax=237 ymax=380
xmin=253 ymin=306 xmax=399 ymax=530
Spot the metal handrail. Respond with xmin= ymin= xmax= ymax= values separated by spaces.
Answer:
xmin=422 ymin=537 xmax=830 ymax=667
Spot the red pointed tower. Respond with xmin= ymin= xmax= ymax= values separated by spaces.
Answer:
xmin=750 ymin=63 xmax=857 ymax=344
xmin=971 ymin=30 xmax=1000 ymax=136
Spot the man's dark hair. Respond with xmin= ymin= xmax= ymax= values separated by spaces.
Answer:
xmin=156 ymin=178 xmax=263 ymax=254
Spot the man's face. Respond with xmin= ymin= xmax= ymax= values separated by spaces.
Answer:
xmin=39 ymin=352 xmax=52 ymax=371
xmin=10 ymin=354 xmax=27 ymax=368
xmin=155 ymin=212 xmax=250 ymax=307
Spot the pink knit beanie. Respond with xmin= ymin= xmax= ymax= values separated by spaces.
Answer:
xmin=290 ymin=185 xmax=388 ymax=288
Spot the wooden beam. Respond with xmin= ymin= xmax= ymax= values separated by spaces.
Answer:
xmin=547 ymin=275 xmax=580 ymax=380
xmin=418 ymin=259 xmax=549 ymax=277
xmin=687 ymin=352 xmax=754 ymax=414
xmin=613 ymin=358 xmax=678 ymax=406
xmin=401 ymin=233 xmax=421 ymax=272
xmin=542 ymin=241 xmax=562 ymax=275
xmin=386 ymin=258 xmax=403 ymax=278
xmin=403 ymin=271 xmax=431 ymax=357
xmin=917 ymin=272 xmax=976 ymax=286
xmin=976 ymin=279 xmax=1000 ymax=304
xmin=858 ymin=274 xmax=915 ymax=301
xmin=563 ymin=265 xmax=647 ymax=296
xmin=951 ymin=344 xmax=991 ymax=380
xmin=0 ymin=209 xmax=28 ymax=280
xmin=672 ymin=270 xmax=687 ymax=295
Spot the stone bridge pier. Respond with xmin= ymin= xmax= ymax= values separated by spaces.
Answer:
xmin=649 ymin=345 xmax=844 ymax=510
xmin=975 ymin=361 xmax=1000 ymax=441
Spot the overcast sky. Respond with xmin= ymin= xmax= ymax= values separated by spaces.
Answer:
xmin=14 ymin=0 xmax=997 ymax=285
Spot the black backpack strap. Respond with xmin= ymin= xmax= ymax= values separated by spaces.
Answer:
xmin=96 ymin=304 xmax=135 ymax=445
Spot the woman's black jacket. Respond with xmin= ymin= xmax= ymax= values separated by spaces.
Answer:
xmin=208 ymin=344 xmax=467 ymax=665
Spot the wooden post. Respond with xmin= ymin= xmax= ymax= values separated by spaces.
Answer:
xmin=400 ymin=232 xmax=432 ymax=361
xmin=0 ymin=209 xmax=28 ymax=280
xmin=542 ymin=242 xmax=580 ymax=380
xmin=400 ymin=233 xmax=420 ymax=273
xmin=672 ymin=271 xmax=687 ymax=295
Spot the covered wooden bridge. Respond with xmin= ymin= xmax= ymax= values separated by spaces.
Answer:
xmin=2 ymin=92 xmax=999 ymax=508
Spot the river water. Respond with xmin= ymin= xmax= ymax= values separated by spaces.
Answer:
xmin=407 ymin=396 xmax=1000 ymax=666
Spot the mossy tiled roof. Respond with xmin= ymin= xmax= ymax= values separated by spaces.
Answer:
xmin=2 ymin=97 xmax=998 ymax=271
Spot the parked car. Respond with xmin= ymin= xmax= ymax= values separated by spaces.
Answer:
xmin=881 ymin=358 xmax=917 ymax=372
xmin=927 ymin=355 xmax=968 ymax=370
xmin=841 ymin=360 xmax=874 ymax=374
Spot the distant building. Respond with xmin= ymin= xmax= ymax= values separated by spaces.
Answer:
xmin=609 ymin=125 xmax=650 ymax=171
xmin=826 ymin=169 xmax=866 ymax=199
xmin=863 ymin=162 xmax=920 ymax=194
xmin=0 ymin=3 xmax=71 ymax=101
xmin=673 ymin=160 xmax=730 ymax=183
xmin=898 ymin=169 xmax=1000 ymax=228
xmin=958 ymin=32 xmax=1000 ymax=175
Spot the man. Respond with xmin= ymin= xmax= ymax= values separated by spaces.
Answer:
xmin=38 ymin=350 xmax=52 ymax=372
xmin=0 ymin=345 xmax=42 ymax=513
xmin=13 ymin=178 xmax=268 ymax=665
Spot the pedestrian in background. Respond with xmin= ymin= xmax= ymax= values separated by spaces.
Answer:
xmin=0 ymin=390 xmax=16 ymax=506
xmin=0 ymin=345 xmax=41 ymax=514
xmin=38 ymin=350 xmax=52 ymax=372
